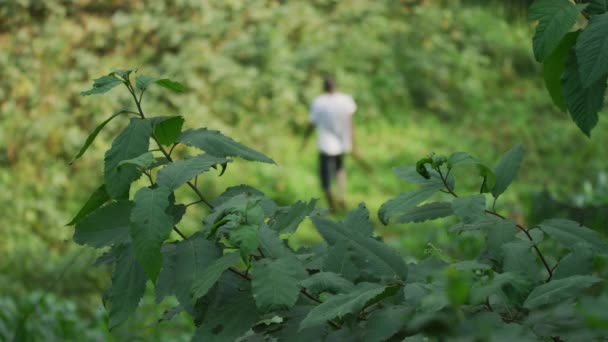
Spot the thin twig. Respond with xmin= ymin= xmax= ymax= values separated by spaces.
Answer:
xmin=437 ymin=168 xmax=458 ymax=197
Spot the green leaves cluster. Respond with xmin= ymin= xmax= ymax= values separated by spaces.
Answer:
xmin=70 ymin=70 xmax=608 ymax=341
xmin=530 ymin=0 xmax=608 ymax=136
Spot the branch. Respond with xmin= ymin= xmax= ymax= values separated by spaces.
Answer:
xmin=125 ymin=81 xmax=214 ymax=210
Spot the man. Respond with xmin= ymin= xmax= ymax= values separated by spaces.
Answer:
xmin=302 ymin=76 xmax=357 ymax=212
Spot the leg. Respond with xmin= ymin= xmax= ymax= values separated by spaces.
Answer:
xmin=335 ymin=155 xmax=346 ymax=210
xmin=319 ymin=153 xmax=336 ymax=212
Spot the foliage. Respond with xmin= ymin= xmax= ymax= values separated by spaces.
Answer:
xmin=529 ymin=0 xmax=608 ymax=136
xmin=69 ymin=69 xmax=608 ymax=341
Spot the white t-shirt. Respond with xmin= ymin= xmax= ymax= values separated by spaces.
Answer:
xmin=309 ymin=92 xmax=357 ymax=156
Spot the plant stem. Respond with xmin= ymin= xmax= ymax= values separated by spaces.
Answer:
xmin=437 ymin=168 xmax=458 ymax=197
xmin=125 ymin=81 xmax=214 ymax=210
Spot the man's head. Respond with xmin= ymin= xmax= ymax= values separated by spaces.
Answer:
xmin=323 ymin=76 xmax=335 ymax=93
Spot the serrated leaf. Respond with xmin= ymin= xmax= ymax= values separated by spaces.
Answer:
xmin=502 ymin=241 xmax=540 ymax=280
xmin=379 ymin=187 xmax=439 ymax=224
xmin=156 ymin=154 xmax=227 ymax=190
xmin=323 ymin=240 xmax=360 ymax=281
xmin=562 ymin=51 xmax=607 ymax=136
xmin=471 ymin=272 xmax=530 ymax=304
xmin=341 ymin=203 xmax=374 ymax=236
xmin=452 ymin=195 xmax=486 ymax=224
xmin=155 ymin=233 xmax=221 ymax=310
xmin=273 ymin=306 xmax=328 ymax=342
xmin=67 ymin=184 xmax=110 ymax=225
xmin=448 ymin=151 xmax=481 ymax=168
xmin=108 ymin=244 xmax=147 ymax=329
xmin=540 ymin=219 xmax=608 ymax=253
xmin=81 ymin=75 xmax=124 ymax=96
xmin=155 ymin=79 xmax=186 ymax=92
xmin=300 ymin=272 xmax=354 ymax=295
xmin=299 ymin=282 xmax=388 ymax=330
xmin=70 ymin=111 xmax=124 ymax=164
xmin=364 ymin=305 xmax=411 ymax=342
xmin=524 ymin=275 xmax=601 ymax=309
xmin=543 ymin=31 xmax=580 ymax=112
xmin=492 ymin=144 xmax=524 ymax=198
xmin=576 ymin=13 xmax=608 ymax=87
xmin=553 ymin=243 xmax=594 ymax=280
xmin=313 ymin=216 xmax=408 ymax=282
xmin=130 ymin=186 xmax=174 ymax=282
xmin=135 ymin=75 xmax=160 ymax=90
xmin=192 ymin=283 xmax=259 ymax=342
xmin=117 ymin=152 xmax=156 ymax=170
xmin=258 ymin=225 xmax=292 ymax=259
xmin=153 ymin=116 xmax=184 ymax=146
xmin=74 ymin=201 xmax=132 ymax=248
xmin=528 ymin=0 xmax=585 ymax=62
xmin=252 ymin=258 xmax=307 ymax=312
xmin=178 ymin=128 xmax=274 ymax=163
xmin=191 ymin=252 xmax=241 ymax=300
xmin=394 ymin=166 xmax=447 ymax=188
xmin=229 ymin=224 xmax=259 ymax=259
xmin=269 ymin=199 xmax=317 ymax=235
xmin=395 ymin=202 xmax=454 ymax=224
xmin=587 ymin=0 xmax=608 ymax=15
xmin=485 ymin=218 xmax=517 ymax=261
xmin=104 ymin=118 xmax=152 ymax=198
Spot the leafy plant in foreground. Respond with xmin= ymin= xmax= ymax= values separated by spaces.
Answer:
xmin=69 ymin=69 xmax=608 ymax=341
xmin=529 ymin=0 xmax=608 ymax=136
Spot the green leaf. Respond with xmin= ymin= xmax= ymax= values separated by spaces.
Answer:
xmin=74 ymin=201 xmax=132 ymax=248
xmin=229 ymin=224 xmax=259 ymax=260
xmin=553 ymin=243 xmax=594 ymax=280
xmin=192 ymin=282 xmax=259 ymax=342
xmin=135 ymin=75 xmax=160 ymax=90
xmin=471 ymin=272 xmax=530 ymax=305
xmin=394 ymin=166 xmax=446 ymax=188
xmin=155 ymin=79 xmax=186 ymax=92
xmin=543 ymin=31 xmax=580 ymax=112
xmin=110 ymin=67 xmax=138 ymax=79
xmin=191 ymin=252 xmax=241 ymax=300
xmin=379 ymin=187 xmax=439 ymax=224
xmin=67 ymin=184 xmax=110 ymax=225
xmin=587 ymin=0 xmax=608 ymax=15
xmin=80 ymin=75 xmax=124 ymax=96
xmin=156 ymin=154 xmax=227 ymax=190
xmin=257 ymin=225 xmax=292 ymax=259
xmin=251 ymin=258 xmax=307 ymax=312
xmin=269 ymin=199 xmax=316 ymax=235
xmin=341 ymin=203 xmax=374 ymax=236
xmin=155 ymin=233 xmax=221 ymax=310
xmin=323 ymin=240 xmax=360 ymax=281
xmin=70 ymin=111 xmax=124 ymax=164
xmin=130 ymin=186 xmax=174 ymax=282
xmin=273 ymin=306 xmax=329 ymax=342
xmin=117 ymin=152 xmax=157 ymax=170
xmin=502 ymin=241 xmax=540 ymax=280
xmin=576 ymin=13 xmax=608 ymax=87
xmin=363 ymin=305 xmax=410 ymax=342
xmin=540 ymin=219 xmax=608 ymax=253
xmin=178 ymin=128 xmax=275 ymax=163
xmin=312 ymin=216 xmax=408 ymax=282
xmin=153 ymin=116 xmax=184 ymax=146
xmin=562 ymin=51 xmax=607 ymax=136
xmin=492 ymin=144 xmax=524 ymax=198
xmin=299 ymin=282 xmax=389 ymax=330
xmin=523 ymin=275 xmax=601 ymax=309
xmin=108 ymin=244 xmax=148 ymax=329
xmin=300 ymin=272 xmax=354 ymax=295
xmin=485 ymin=218 xmax=517 ymax=261
xmin=447 ymin=151 xmax=481 ymax=167
xmin=528 ymin=0 xmax=585 ymax=62
xmin=104 ymin=118 xmax=152 ymax=198
xmin=452 ymin=195 xmax=486 ymax=224
xmin=395 ymin=202 xmax=454 ymax=224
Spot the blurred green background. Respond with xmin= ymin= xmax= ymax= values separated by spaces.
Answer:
xmin=2 ymin=0 xmax=608 ymax=340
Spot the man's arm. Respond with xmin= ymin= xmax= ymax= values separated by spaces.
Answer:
xmin=301 ymin=122 xmax=315 ymax=151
